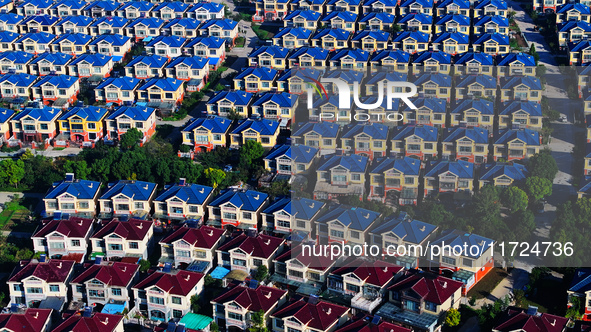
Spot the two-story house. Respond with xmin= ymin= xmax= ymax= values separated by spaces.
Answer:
xmin=358 ymin=12 xmax=396 ymax=31
xmin=499 ymin=76 xmax=543 ymax=103
xmin=94 ymin=77 xmax=142 ymax=106
xmin=234 ymin=67 xmax=278 ymax=93
xmin=498 ymin=101 xmax=543 ymax=130
xmin=0 ymin=51 xmax=34 ymax=75
xmin=272 ymin=27 xmax=313 ymax=49
xmin=57 ymin=105 xmax=109 ymax=145
xmin=473 ymin=16 xmax=509 ymax=35
xmin=159 ymin=225 xmax=225 ymax=268
xmin=340 ymin=123 xmax=389 ymax=160
xmin=15 ymin=32 xmax=56 ymax=54
xmin=453 ymin=52 xmax=495 ymax=76
xmin=183 ymin=36 xmax=226 ymax=62
xmin=0 ymin=308 xmax=52 ymax=332
xmin=105 ymin=106 xmax=157 ymax=142
xmin=492 ymin=128 xmax=541 ymax=160
xmin=369 ymin=49 xmax=412 ymax=73
xmin=165 ymin=56 xmax=209 ymax=86
xmin=90 ymin=219 xmax=154 ymax=260
xmin=125 ymin=55 xmax=169 ymax=79
xmin=88 ymin=34 xmax=132 ymax=61
xmin=153 ymin=179 xmax=214 ymax=220
xmin=0 ymin=73 xmax=37 ymax=100
xmin=28 ymin=52 xmax=72 ymax=76
xmin=52 ymin=313 xmax=124 ymax=332
xmin=137 ymin=77 xmax=185 ymax=104
xmin=50 ymin=33 xmax=92 ymax=56
xmin=496 ymin=53 xmax=536 ymax=77
xmin=32 ymin=217 xmax=94 ymax=262
xmin=292 ymin=122 xmax=341 ymax=155
xmin=199 ymin=19 xmax=239 ymax=45
xmin=264 ymin=144 xmax=320 ymax=175
xmin=181 ymin=115 xmax=232 ymax=152
xmin=216 ymin=232 xmax=285 ymax=273
xmin=146 ymin=35 xmax=187 ymax=58
xmin=11 ymin=107 xmax=61 ymax=144
xmin=229 ymin=117 xmax=280 ymax=148
xmin=274 ymin=244 xmax=336 ymax=289
xmin=206 ymin=90 xmax=254 ymax=118
xmin=442 ymin=126 xmax=490 ymax=163
xmin=152 ymin=2 xmax=189 ymax=20
xmin=98 ymin=180 xmax=157 ymax=218
xmin=558 ymin=20 xmax=591 ymax=46
xmin=42 ymin=174 xmax=101 ymax=217
xmin=89 ymin=16 xmax=129 ymax=36
xmin=314 ymin=155 xmax=369 ymax=200
xmin=271 ymin=298 xmax=350 ymax=332
xmin=187 ymin=2 xmax=224 ymax=20
xmin=392 ymin=31 xmax=430 ymax=54
xmin=67 ymin=53 xmax=114 ymax=79
xmin=424 ymin=159 xmax=475 ymax=197
xmin=391 ymin=125 xmax=438 ymax=161
xmin=208 ymin=189 xmax=270 ymax=230
xmin=479 ymin=162 xmax=528 ymax=187
xmin=402 ymin=98 xmax=447 ymax=128
xmin=368 ymin=157 xmax=421 ymax=205
xmin=54 ymin=15 xmax=94 ymax=35
xmin=316 ymin=205 xmax=381 ymax=246
xmin=32 ymin=74 xmax=80 ymax=107
xmin=450 ymin=99 xmax=495 ymax=129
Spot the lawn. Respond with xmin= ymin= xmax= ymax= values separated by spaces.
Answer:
xmin=155 ymin=124 xmax=175 ymax=140
xmin=467 ymin=268 xmax=509 ymax=299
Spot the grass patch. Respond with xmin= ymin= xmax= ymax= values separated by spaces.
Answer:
xmin=235 ymin=36 xmax=246 ymax=47
xmin=155 ymin=124 xmax=175 ymax=140
xmin=53 ymin=147 xmax=65 ymax=151
xmin=466 ymin=268 xmax=509 ymax=299
xmin=217 ymin=66 xmax=229 ymax=72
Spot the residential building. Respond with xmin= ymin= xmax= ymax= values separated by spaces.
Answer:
xmin=496 ymin=53 xmax=537 ymax=77
xmin=479 ymin=162 xmax=528 ymax=187
xmin=493 ymin=307 xmax=569 ymax=332
xmin=362 ymin=0 xmax=397 ymax=14
xmin=569 ymin=40 xmax=591 ymax=65
xmin=233 ymin=67 xmax=278 ymax=93
xmin=98 ymin=180 xmax=157 ymax=218
xmin=199 ymin=19 xmax=239 ymax=45
xmin=181 ymin=115 xmax=232 ymax=152
xmin=351 ymin=30 xmax=390 ymax=53
xmin=0 ymin=51 xmax=34 ymax=75
xmin=472 ymin=33 xmax=510 ymax=55
xmin=311 ymin=28 xmax=352 ymax=51
xmin=15 ymin=32 xmax=57 ymax=55
xmin=125 ymin=55 xmax=169 ymax=79
xmin=83 ymin=1 xmax=122 ymax=18
xmin=442 ymin=126 xmax=490 ymax=163
xmin=0 ymin=73 xmax=37 ymax=100
xmin=164 ymin=18 xmax=201 ymax=39
xmin=54 ymin=16 xmax=93 ymax=35
xmin=397 ymin=13 xmax=433 ymax=34
xmin=0 ymin=107 xmax=15 ymax=144
xmin=473 ymin=15 xmax=509 ymax=35
xmin=414 ymin=72 xmax=452 ymax=101
xmin=165 ymin=56 xmax=209 ymax=85
xmin=369 ymin=50 xmax=412 ymax=73
xmin=153 ymin=179 xmax=214 ymax=219
xmin=272 ymin=27 xmax=313 ymax=49
xmin=50 ymin=33 xmax=92 ymax=56
xmin=585 ymin=144 xmax=591 ymax=175
xmin=152 ymin=2 xmax=190 ymax=20
xmin=56 ymin=105 xmax=109 ymax=145
xmin=105 ymin=106 xmax=157 ymax=142
xmin=316 ymin=205 xmax=381 ymax=246
xmin=17 ymin=0 xmax=54 ymax=16
xmin=473 ymin=0 xmax=508 ymax=17
xmin=368 ymin=157 xmax=421 ymax=205
xmin=558 ymin=20 xmax=591 ymax=46
xmin=454 ymin=52 xmax=495 ymax=75
xmin=358 ymin=12 xmax=396 ymax=31
xmin=11 ymin=107 xmax=61 ymax=144
xmin=159 ymin=225 xmax=225 ymax=268
xmin=292 ymin=122 xmax=341 ymax=155
xmin=67 ymin=53 xmax=114 ymax=78
xmin=125 ymin=17 xmax=165 ymax=40
xmin=20 ymin=15 xmax=59 ymax=34
xmin=216 ymin=232 xmax=284 ymax=273
xmin=264 ymin=144 xmax=319 ymax=175
xmin=52 ymin=313 xmax=124 ymax=332
xmin=252 ymin=91 xmax=298 ymax=122
xmin=146 ymin=35 xmax=186 ymax=58
xmin=335 ymin=316 xmax=412 ymax=332
xmin=137 ymin=77 xmax=185 ymax=104
xmin=88 ymin=34 xmax=132 ymax=61
xmin=287 ymin=46 xmax=330 ymax=69
xmin=89 ymin=16 xmax=129 ymax=36
xmin=434 ymin=14 xmax=471 ymax=35
xmin=90 ymin=219 xmax=154 ymax=260
xmin=207 ymin=189 xmax=270 ymax=230
xmin=424 ymin=160 xmax=474 ymax=196
xmin=229 ymin=117 xmax=280 ymax=148
xmin=391 ymin=125 xmax=439 ymax=161
xmin=31 ymin=217 xmax=94 ymax=261
xmin=402 ymin=97 xmax=447 ymax=128
xmin=32 ymin=74 xmax=79 ymax=107
xmin=94 ymin=77 xmax=142 ymax=105
xmin=314 ymin=155 xmax=369 ymax=200
xmin=271 ymin=298 xmax=350 ymax=332
xmin=115 ymin=1 xmax=155 ymax=19
xmin=320 ymin=11 xmax=358 ymax=32
xmin=568 ymin=269 xmax=591 ymax=321
xmin=455 ymin=74 xmax=497 ymax=100
xmin=399 ymin=0 xmax=434 ymax=15
xmin=0 ymin=308 xmax=52 ymax=332
xmin=42 ymin=174 xmax=101 ymax=217
xmin=492 ymin=128 xmax=541 ymax=160
xmin=28 ymin=52 xmax=73 ymax=76
xmin=328 ymin=48 xmax=371 ymax=71
xmin=498 ymin=101 xmax=543 ymax=130
xmin=450 ymin=99 xmax=495 ymax=128
xmin=340 ymin=123 xmax=389 ymax=160
xmin=499 ymin=76 xmax=543 ymax=102
xmin=274 ymin=245 xmax=336 ymax=288
xmin=206 ymin=90 xmax=254 ymax=118
xmin=431 ymin=33 xmax=469 ymax=55
xmin=412 ymin=51 xmax=453 ymax=75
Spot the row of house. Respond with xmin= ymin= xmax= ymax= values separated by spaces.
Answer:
xmin=0 ymin=307 xmax=126 ymax=332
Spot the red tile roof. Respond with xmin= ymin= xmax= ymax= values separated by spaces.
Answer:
xmin=9 ymin=259 xmax=75 ymax=283
xmin=72 ymin=262 xmax=139 ymax=287
xmin=52 ymin=313 xmax=123 ymax=332
xmin=273 ymin=298 xmax=349 ymax=331
xmin=494 ymin=307 xmax=569 ymax=332
xmin=331 ymin=258 xmax=403 ymax=287
xmin=0 ymin=309 xmax=52 ymax=332
xmin=275 ymin=245 xmax=336 ymax=271
xmin=388 ymin=270 xmax=463 ymax=305
xmin=133 ymin=271 xmax=204 ymax=296
xmin=92 ymin=219 xmax=153 ymax=241
xmin=335 ymin=315 xmax=412 ymax=332
xmin=213 ymin=285 xmax=287 ymax=312
xmin=218 ymin=233 xmax=284 ymax=259
xmin=160 ymin=225 xmax=225 ymax=249
xmin=33 ymin=218 xmax=93 ymax=238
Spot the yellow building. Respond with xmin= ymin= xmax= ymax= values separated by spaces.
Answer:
xmin=247 ymin=45 xmax=291 ymax=70
xmin=49 ymin=33 xmax=92 ymax=56
xmin=206 ymin=90 xmax=254 ymax=118
xmin=313 ymin=155 xmax=369 ymax=200
xmin=292 ymin=122 xmax=341 ymax=155
xmin=57 ymin=106 xmax=109 ymax=144
xmin=472 ymin=33 xmax=510 ymax=55
xmin=369 ymin=49 xmax=411 ymax=73
xmin=181 ymin=115 xmax=232 ymax=152
xmin=43 ymin=174 xmax=101 ymax=217
xmin=367 ymin=157 xmax=421 ymax=204
xmin=233 ymin=67 xmax=278 ymax=93
xmin=414 ymin=73 xmax=452 ymax=101
xmin=499 ymin=76 xmax=543 ymax=103
xmin=450 ymin=99 xmax=495 ymax=129
xmin=492 ymin=128 xmax=541 ymax=161
xmin=455 ymin=74 xmax=497 ymax=101
xmin=391 ymin=124 xmax=439 ymax=161
xmin=402 ymin=97 xmax=447 ymax=128
xmin=105 ymin=106 xmax=157 ymax=142
xmin=423 ymin=159 xmax=475 ymax=196
xmin=229 ymin=117 xmax=280 ymax=148
xmin=251 ymin=91 xmax=298 ymax=121
xmin=496 ymin=53 xmax=537 ymax=77
xmin=498 ymin=101 xmax=543 ymax=130
xmin=137 ymin=78 xmax=185 ymax=104
xmin=340 ymin=123 xmax=389 ymax=160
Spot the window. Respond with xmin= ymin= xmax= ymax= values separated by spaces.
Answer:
xmin=76 ymin=285 xmax=84 ymax=293
xmin=112 ymin=288 xmax=122 ymax=296
xmin=149 ymin=296 xmax=165 ymax=305
xmin=425 ymin=301 xmax=437 ymax=311
xmin=330 ymin=230 xmax=344 ymax=238
xmin=27 ymin=287 xmax=43 ymax=294
xmin=172 ymin=296 xmax=182 ymax=304
xmin=71 ymin=239 xmax=80 ymax=247
xmin=442 ymin=256 xmax=456 ymax=265
xmin=129 ymin=242 xmax=139 ymax=249
xmin=243 ymin=212 xmax=252 ymax=220
xmin=189 ymin=206 xmax=198 ymax=213
xmin=49 ymin=285 xmax=59 ymax=292
xmin=134 ymin=202 xmax=144 ymax=210
xmin=253 ymin=259 xmax=263 ymax=266
xmin=352 ymin=174 xmax=361 ymax=181
xmin=173 ymin=309 xmax=183 ymax=319
xmin=228 ymin=312 xmax=243 ymax=321
xmin=79 ymin=202 xmax=89 ymax=209
xmin=350 ymin=230 xmax=360 ymax=239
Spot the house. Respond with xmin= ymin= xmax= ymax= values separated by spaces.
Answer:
xmin=431 ymin=33 xmax=469 ymax=55
xmin=98 ymin=180 xmax=157 ymax=218
xmin=261 ymin=197 xmax=292 ymax=232
xmin=273 ymin=27 xmax=313 ymax=49
xmin=125 ymin=55 xmax=168 ymax=79
xmin=424 ymin=159 xmax=475 ymax=196
xmin=434 ymin=14 xmax=471 ymax=35
xmin=578 ymin=177 xmax=591 ymax=199
xmin=392 ymin=31 xmax=430 ymax=54
xmin=558 ymin=21 xmax=591 ymax=46
xmin=56 ymin=105 xmax=109 ymax=145
xmin=71 ymin=261 xmax=139 ymax=310
xmin=50 ymin=33 xmax=92 ymax=56
xmin=450 ymin=99 xmax=495 ymax=128
xmin=254 ymin=0 xmax=292 ymax=21
xmin=229 ymin=117 xmax=280 ymax=148
xmin=42 ymin=174 xmax=101 ymax=217
xmin=369 ymin=212 xmax=438 ymax=267
xmin=50 ymin=0 xmax=89 ymax=17
xmin=472 ymin=33 xmax=510 ymax=55
xmin=292 ymin=122 xmax=341 ymax=155
xmin=264 ymin=144 xmax=320 ymax=175
xmin=125 ymin=17 xmax=164 ymax=40
xmin=568 ymin=269 xmax=591 ymax=320
xmin=94 ymin=77 xmax=142 ymax=105
xmin=498 ymin=101 xmax=543 ymax=130
xmin=8 ymin=259 xmax=75 ymax=310
xmin=290 ymin=0 xmax=328 ymax=14
xmin=88 ymin=34 xmax=132 ymax=61
xmin=17 ymin=0 xmax=53 ymax=16
xmin=391 ymin=125 xmax=438 ymax=160
xmin=287 ymin=46 xmax=330 ymax=69
xmin=183 ymin=36 xmax=226 ymax=63
xmin=364 ymin=70 xmax=408 ymax=95
xmin=320 ymin=11 xmax=358 ymax=32
xmin=316 ymin=205 xmax=381 ymax=246
xmin=397 ymin=13 xmax=433 ymax=34
xmin=473 ymin=15 xmax=509 ymax=35
xmin=187 ymin=2 xmax=224 ymax=20
xmin=497 ymin=53 xmax=537 ymax=77
xmin=211 ymin=285 xmax=287 ymax=330
xmin=0 ymin=308 xmax=52 ymax=332
xmin=207 ymin=189 xmax=270 ymax=230
xmin=115 ymin=1 xmax=155 ymax=19
xmin=556 ymin=3 xmax=591 ymax=23
xmin=340 ymin=123 xmax=389 ymax=160
xmin=412 ymin=51 xmax=453 ymax=75
xmin=11 ymin=107 xmax=61 ymax=145
xmin=28 ymin=52 xmax=72 ymax=76
xmin=137 ymin=77 xmax=185 ymax=104
xmin=153 ymin=179 xmax=214 ymax=219
xmin=273 ymin=244 xmax=336 ymax=288
xmin=362 ymin=0 xmax=397 ymax=14
xmin=32 ymin=75 xmax=79 ymax=107
xmin=0 ymin=107 xmax=15 ymax=144
xmin=0 ymin=51 xmax=34 ymax=75
xmin=499 ymin=76 xmax=543 ymax=103
xmin=234 ymin=67 xmax=278 ymax=92
xmin=152 ymin=2 xmax=190 ymax=20
xmin=271 ymin=298 xmax=350 ymax=332
xmin=368 ymin=157 xmax=421 ymax=205
xmin=89 ymin=16 xmax=129 ymax=36
xmin=276 ymin=67 xmax=322 ymax=93
xmin=327 ymin=259 xmax=403 ymax=312
xmin=67 ymin=53 xmax=113 ymax=78
xmin=479 ymin=162 xmax=528 ymax=187
xmin=31 ymin=217 xmax=94 ymax=261
xmin=376 ymin=270 xmax=463 ymax=332
xmin=0 ymin=13 xmax=24 ymax=33
xmin=569 ymin=40 xmax=591 ymax=65
xmin=20 ymin=15 xmax=59 ymax=34
xmin=369 ymin=49 xmax=411 ymax=73
xmin=181 ymin=115 xmax=232 ymax=152
xmin=311 ymin=28 xmax=352 ymax=51
xmin=90 ymin=219 xmax=154 ymax=260
xmin=272 ymin=197 xmax=324 ymax=238
xmin=399 ymin=0 xmax=434 ymax=15
xmin=492 ymin=128 xmax=541 ymax=161
xmin=159 ymin=225 xmax=225 ymax=268
xmin=585 ymin=144 xmax=591 ymax=175
xmin=248 ymin=45 xmax=292 ymax=70
xmin=83 ymin=0 xmax=122 ymax=18
xmin=454 ymin=52 xmax=495 ymax=76
xmin=473 ymin=0 xmax=508 ymax=17
xmin=414 ymin=72 xmax=452 ymax=101
xmin=308 ymin=96 xmax=344 ymax=123
xmin=199 ymin=19 xmax=239 ymax=46
xmin=252 ymin=91 xmax=298 ymax=121
xmin=329 ymin=48 xmax=371 ymax=71
xmin=436 ymin=0 xmax=470 ymax=17
xmin=133 ymin=271 xmax=205 ymax=322
xmin=314 ymin=154 xmax=369 ymax=200
xmin=359 ymin=12 xmax=395 ymax=31
xmin=493 ymin=307 xmax=569 ymax=332
xmin=146 ymin=35 xmax=187 ymax=58
xmin=52 ymin=313 xmax=124 ymax=332
xmin=0 ymin=31 xmax=20 ymax=52
xmin=326 ymin=0 xmax=364 ymax=14
xmin=15 ymin=32 xmax=56 ymax=54
xmin=442 ymin=126 xmax=490 ymax=163
xmin=335 ymin=316 xmax=412 ymax=332
xmin=402 ymin=97 xmax=447 ymax=128
xmin=284 ymin=10 xmax=322 ymax=30
xmin=216 ymin=232 xmax=284 ymax=273
xmin=164 ymin=18 xmax=201 ymax=39
xmin=105 ymin=106 xmax=157 ymax=142
xmin=351 ymin=30 xmax=390 ymax=52
xmin=455 ymin=74 xmax=497 ymax=100
xmin=0 ymin=73 xmax=37 ymax=101
xmin=207 ymin=90 xmax=254 ymax=117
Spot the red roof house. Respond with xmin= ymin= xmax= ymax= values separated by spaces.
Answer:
xmin=52 ymin=313 xmax=124 ymax=332
xmin=493 ymin=307 xmax=569 ymax=332
xmin=0 ymin=308 xmax=52 ymax=332
xmin=271 ymin=297 xmax=350 ymax=332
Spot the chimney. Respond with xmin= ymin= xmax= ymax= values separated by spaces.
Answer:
xmin=265 ymin=291 xmax=272 ymax=299
xmin=137 ymin=222 xmax=143 ymax=229
xmin=327 ymin=308 xmax=332 ymax=315
xmin=383 ymin=267 xmax=388 ymax=272
xmin=57 ymin=262 xmax=62 ymax=269
xmin=443 ymin=281 xmax=447 ymax=288
xmin=208 ymin=230 xmax=214 ymax=236
xmin=101 ymin=317 xmax=109 ymax=325
xmin=550 ymin=319 xmax=556 ymax=326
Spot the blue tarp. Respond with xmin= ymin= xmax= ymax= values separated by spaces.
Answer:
xmin=210 ymin=266 xmax=230 ymax=280
xmin=209 ymin=57 xmax=220 ymax=65
xmin=112 ymin=56 xmax=123 ymax=63
xmin=101 ymin=302 xmax=126 ymax=314
xmin=143 ymin=36 xmax=153 ymax=42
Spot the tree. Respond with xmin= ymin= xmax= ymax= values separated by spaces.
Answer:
xmin=239 ymin=140 xmax=264 ymax=167
xmin=0 ymin=159 xmax=25 ymax=188
xmin=119 ymin=128 xmax=143 ymax=150
xmin=501 ymin=186 xmax=529 ymax=212
xmin=210 ymin=322 xmax=220 ymax=332
xmin=392 ymin=24 xmax=401 ymax=32
xmin=445 ymin=308 xmax=461 ymax=327
xmin=63 ymin=160 xmax=91 ymax=180
xmin=527 ymin=151 xmax=558 ymax=181
xmin=525 ymin=176 xmax=552 ymax=201
xmin=191 ymin=295 xmax=201 ymax=313
xmin=138 ymin=259 xmax=151 ymax=272
xmin=254 ymin=265 xmax=268 ymax=281
xmin=249 ymin=309 xmax=268 ymax=332
xmin=205 ymin=168 xmax=226 ymax=188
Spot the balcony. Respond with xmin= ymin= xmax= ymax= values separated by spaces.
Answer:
xmin=351 ymin=292 xmax=382 ymax=312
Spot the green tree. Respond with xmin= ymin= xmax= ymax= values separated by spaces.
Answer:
xmin=205 ymin=168 xmax=226 ymax=188
xmin=119 ymin=128 xmax=143 ymax=150
xmin=249 ymin=309 xmax=268 ymax=332
xmin=527 ymin=151 xmax=558 ymax=181
xmin=138 ymin=259 xmax=151 ymax=272
xmin=0 ymin=159 xmax=25 ymax=188
xmin=524 ymin=176 xmax=552 ymax=201
xmin=445 ymin=308 xmax=461 ymax=327
xmin=566 ymin=296 xmax=584 ymax=319
xmin=392 ymin=24 xmax=401 ymax=32
xmin=191 ymin=295 xmax=201 ymax=313
xmin=63 ymin=160 xmax=91 ymax=180
xmin=501 ymin=186 xmax=529 ymax=212
xmin=254 ymin=265 xmax=268 ymax=281
xmin=239 ymin=140 xmax=265 ymax=167
xmin=211 ymin=322 xmax=220 ymax=332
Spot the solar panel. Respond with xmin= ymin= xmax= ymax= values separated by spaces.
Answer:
xmin=371 ymin=315 xmax=382 ymax=325
xmin=65 ymin=173 xmax=74 ymax=182
xmin=249 ymin=279 xmax=258 ymax=289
